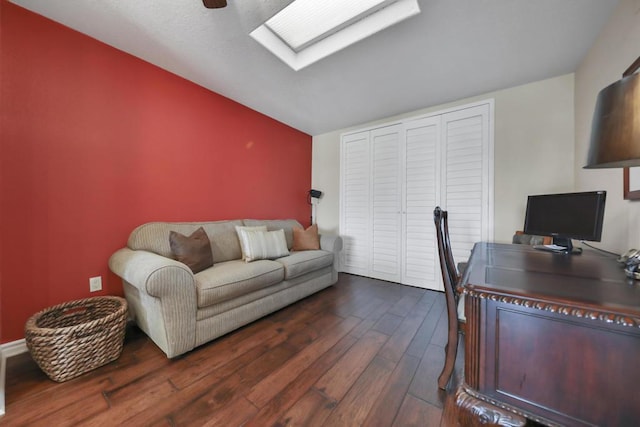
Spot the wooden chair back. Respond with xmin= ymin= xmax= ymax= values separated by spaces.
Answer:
xmin=433 ymin=206 xmax=462 ymax=389
xmin=442 ymin=209 xmax=461 ymax=290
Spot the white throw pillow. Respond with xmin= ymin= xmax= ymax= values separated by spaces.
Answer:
xmin=236 ymin=225 xmax=267 ymax=260
xmin=240 ymin=229 xmax=289 ymax=262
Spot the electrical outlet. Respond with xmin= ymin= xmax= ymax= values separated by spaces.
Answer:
xmin=89 ymin=276 xmax=102 ymax=292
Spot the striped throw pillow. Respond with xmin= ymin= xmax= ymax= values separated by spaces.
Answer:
xmin=238 ymin=228 xmax=289 ymax=262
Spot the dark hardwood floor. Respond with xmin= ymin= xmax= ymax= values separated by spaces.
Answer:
xmin=3 ymin=273 xmax=464 ymax=426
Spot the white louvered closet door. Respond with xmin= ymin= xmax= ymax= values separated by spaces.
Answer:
xmin=402 ymin=117 xmax=441 ymax=288
xmin=441 ymin=104 xmax=492 ymax=269
xmin=340 ymin=101 xmax=493 ymax=291
xmin=370 ymin=125 xmax=403 ymax=282
xmin=341 ymin=131 xmax=371 ymax=276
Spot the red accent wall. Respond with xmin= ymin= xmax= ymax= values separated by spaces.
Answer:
xmin=0 ymin=1 xmax=312 ymax=343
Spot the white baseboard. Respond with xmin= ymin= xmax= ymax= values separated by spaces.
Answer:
xmin=0 ymin=340 xmax=28 ymax=417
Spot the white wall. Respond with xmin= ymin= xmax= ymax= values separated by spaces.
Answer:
xmin=313 ymin=74 xmax=575 ymax=243
xmin=575 ymin=0 xmax=640 ymax=253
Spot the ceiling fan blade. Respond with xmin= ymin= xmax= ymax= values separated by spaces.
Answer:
xmin=202 ymin=0 xmax=227 ymax=8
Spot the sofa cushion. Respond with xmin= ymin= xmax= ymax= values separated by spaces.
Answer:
xmin=292 ymin=224 xmax=320 ymax=251
xmin=169 ymin=227 xmax=214 ymax=273
xmin=128 ymin=220 xmax=245 ymax=262
xmin=194 ymin=259 xmax=284 ymax=307
xmin=276 ymin=250 xmax=334 ymax=280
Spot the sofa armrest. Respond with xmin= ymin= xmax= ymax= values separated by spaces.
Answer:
xmin=320 ymin=234 xmax=343 ymax=253
xmin=109 ymin=248 xmax=197 ymax=358
xmin=319 ymin=234 xmax=343 ymax=282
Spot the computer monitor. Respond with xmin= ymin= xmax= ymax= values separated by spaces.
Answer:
xmin=523 ymin=191 xmax=606 ymax=253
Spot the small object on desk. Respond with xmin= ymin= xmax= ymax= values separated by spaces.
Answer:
xmin=537 ymin=244 xmax=567 ymax=251
xmin=617 ymin=248 xmax=640 ymax=264
xmin=533 ymin=244 xmax=583 ymax=254
xmin=619 ymin=249 xmax=640 ymax=279
xmin=624 ymin=258 xmax=640 ymax=279
xmin=511 ymin=231 xmax=552 ymax=246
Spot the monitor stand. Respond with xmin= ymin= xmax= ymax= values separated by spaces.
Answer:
xmin=533 ymin=237 xmax=583 ymax=255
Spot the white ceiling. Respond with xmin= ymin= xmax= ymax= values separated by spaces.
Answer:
xmin=9 ymin=0 xmax=619 ymax=136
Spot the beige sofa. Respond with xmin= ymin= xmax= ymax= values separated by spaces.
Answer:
xmin=109 ymin=219 xmax=342 ymax=358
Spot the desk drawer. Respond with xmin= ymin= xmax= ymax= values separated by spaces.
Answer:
xmin=479 ymin=299 xmax=640 ymax=426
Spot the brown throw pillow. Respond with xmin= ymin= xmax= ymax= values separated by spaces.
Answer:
xmin=169 ymin=227 xmax=213 ymax=273
xmin=292 ymin=224 xmax=320 ymax=251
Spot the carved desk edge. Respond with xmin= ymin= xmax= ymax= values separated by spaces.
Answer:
xmin=460 ymin=287 xmax=640 ymax=329
xmin=455 ymin=383 xmax=561 ymax=427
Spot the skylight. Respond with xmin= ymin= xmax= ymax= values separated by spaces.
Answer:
xmin=250 ymin=0 xmax=420 ymax=71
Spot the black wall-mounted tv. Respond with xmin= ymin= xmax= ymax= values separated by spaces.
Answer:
xmin=523 ymin=191 xmax=606 ymax=253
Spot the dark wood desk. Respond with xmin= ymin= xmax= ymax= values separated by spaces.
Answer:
xmin=456 ymin=243 xmax=640 ymax=427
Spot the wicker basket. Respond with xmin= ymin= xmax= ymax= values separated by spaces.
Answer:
xmin=24 ymin=296 xmax=128 ymax=382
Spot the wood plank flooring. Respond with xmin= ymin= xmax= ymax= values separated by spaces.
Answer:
xmin=3 ymin=273 xmax=464 ymax=426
